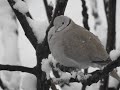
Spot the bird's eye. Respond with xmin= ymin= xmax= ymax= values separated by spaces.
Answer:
xmin=62 ymin=22 xmax=64 ymax=24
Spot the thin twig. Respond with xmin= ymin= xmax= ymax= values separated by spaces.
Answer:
xmin=43 ymin=0 xmax=53 ymax=22
xmin=0 ymin=64 xmax=35 ymax=75
xmin=81 ymin=0 xmax=90 ymax=30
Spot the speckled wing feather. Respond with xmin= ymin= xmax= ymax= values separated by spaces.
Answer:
xmin=62 ymin=24 xmax=109 ymax=67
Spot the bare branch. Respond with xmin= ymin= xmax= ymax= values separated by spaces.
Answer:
xmin=0 ymin=64 xmax=35 ymax=75
xmin=81 ymin=0 xmax=90 ymax=30
xmin=103 ymin=0 xmax=109 ymax=22
xmin=43 ymin=0 xmax=53 ymax=22
xmin=106 ymin=0 xmax=116 ymax=53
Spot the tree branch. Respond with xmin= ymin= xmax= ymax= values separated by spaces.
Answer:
xmin=81 ymin=0 xmax=90 ymax=30
xmin=103 ymin=0 xmax=109 ymax=23
xmin=100 ymin=0 xmax=116 ymax=89
xmin=0 ymin=64 xmax=35 ymax=75
xmin=35 ymin=0 xmax=69 ymax=89
xmin=7 ymin=0 xmax=38 ymax=49
xmin=106 ymin=0 xmax=116 ymax=53
xmin=43 ymin=0 xmax=53 ymax=22
xmin=68 ymin=57 xmax=120 ymax=86
xmin=7 ymin=0 xmax=69 ymax=90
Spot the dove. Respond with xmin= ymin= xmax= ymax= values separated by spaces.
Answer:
xmin=48 ymin=15 xmax=120 ymax=81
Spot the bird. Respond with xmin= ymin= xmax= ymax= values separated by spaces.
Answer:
xmin=48 ymin=15 xmax=120 ymax=81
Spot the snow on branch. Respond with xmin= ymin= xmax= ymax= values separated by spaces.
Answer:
xmin=42 ymin=56 xmax=120 ymax=86
xmin=13 ymin=0 xmax=28 ymax=14
xmin=7 ymin=0 xmax=37 ymax=49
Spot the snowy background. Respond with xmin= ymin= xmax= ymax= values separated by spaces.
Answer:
xmin=0 ymin=0 xmax=120 ymax=90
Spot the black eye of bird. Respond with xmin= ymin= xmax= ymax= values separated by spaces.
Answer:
xmin=62 ymin=22 xmax=64 ymax=24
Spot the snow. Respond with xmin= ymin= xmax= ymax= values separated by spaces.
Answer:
xmin=59 ymin=72 xmax=71 ymax=80
xmin=62 ymin=82 xmax=82 ymax=90
xmin=110 ymin=49 xmax=120 ymax=61
xmin=109 ymin=76 xmax=119 ymax=89
xmin=26 ymin=17 xmax=49 ymax=43
xmin=71 ymin=71 xmax=77 ymax=78
xmin=86 ymin=82 xmax=100 ymax=90
xmin=53 ymin=72 xmax=71 ymax=85
xmin=41 ymin=54 xmax=57 ymax=79
xmin=18 ymin=22 xmax=37 ymax=67
xmin=0 ymin=0 xmax=21 ymax=90
xmin=20 ymin=73 xmax=37 ymax=90
xmin=13 ymin=0 xmax=28 ymax=14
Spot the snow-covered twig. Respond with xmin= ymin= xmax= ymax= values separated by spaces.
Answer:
xmin=7 ymin=0 xmax=37 ymax=49
xmin=80 ymin=57 xmax=120 ymax=86
xmin=48 ymin=57 xmax=120 ymax=86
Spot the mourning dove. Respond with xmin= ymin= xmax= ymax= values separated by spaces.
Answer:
xmin=48 ymin=15 xmax=120 ymax=81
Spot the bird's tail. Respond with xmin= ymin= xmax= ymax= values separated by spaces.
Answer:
xmin=110 ymin=69 xmax=120 ymax=81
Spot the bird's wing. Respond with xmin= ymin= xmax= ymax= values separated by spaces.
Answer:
xmin=62 ymin=25 xmax=109 ymax=65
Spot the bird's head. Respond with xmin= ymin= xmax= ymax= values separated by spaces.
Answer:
xmin=48 ymin=15 xmax=71 ymax=41
xmin=53 ymin=15 xmax=71 ymax=32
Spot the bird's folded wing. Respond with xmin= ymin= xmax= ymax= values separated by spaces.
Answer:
xmin=62 ymin=26 xmax=109 ymax=64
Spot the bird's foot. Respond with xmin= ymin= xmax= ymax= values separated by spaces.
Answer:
xmin=77 ymin=71 xmax=92 ymax=81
